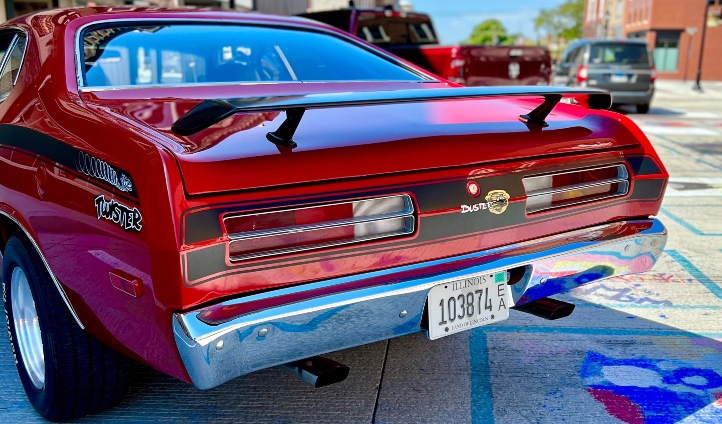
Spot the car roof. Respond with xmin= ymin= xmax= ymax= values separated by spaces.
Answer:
xmin=578 ymin=38 xmax=649 ymax=45
xmin=4 ymin=6 xmax=318 ymax=28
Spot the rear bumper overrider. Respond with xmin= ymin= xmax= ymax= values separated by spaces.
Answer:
xmin=173 ymin=219 xmax=667 ymax=389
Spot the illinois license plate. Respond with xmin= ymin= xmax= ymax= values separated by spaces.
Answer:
xmin=427 ymin=271 xmax=510 ymax=340
xmin=611 ymin=73 xmax=628 ymax=83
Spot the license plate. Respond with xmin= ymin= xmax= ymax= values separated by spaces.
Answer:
xmin=611 ymin=73 xmax=628 ymax=83
xmin=427 ymin=271 xmax=510 ymax=340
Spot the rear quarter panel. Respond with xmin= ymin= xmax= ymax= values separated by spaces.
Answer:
xmin=0 ymin=15 xmax=190 ymax=382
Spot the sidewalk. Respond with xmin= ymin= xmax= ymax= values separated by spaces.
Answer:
xmin=654 ymin=80 xmax=722 ymax=104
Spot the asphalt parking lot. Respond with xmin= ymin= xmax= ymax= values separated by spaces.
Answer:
xmin=2 ymin=80 xmax=722 ymax=423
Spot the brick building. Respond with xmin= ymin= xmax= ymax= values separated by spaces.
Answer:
xmin=583 ymin=0 xmax=627 ymax=39
xmin=584 ymin=0 xmax=722 ymax=81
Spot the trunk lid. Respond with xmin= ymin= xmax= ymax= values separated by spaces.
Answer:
xmin=82 ymin=82 xmax=640 ymax=196
xmin=460 ymin=46 xmax=551 ymax=87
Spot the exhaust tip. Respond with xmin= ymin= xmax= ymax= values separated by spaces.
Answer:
xmin=513 ymin=297 xmax=575 ymax=320
xmin=282 ymin=356 xmax=350 ymax=388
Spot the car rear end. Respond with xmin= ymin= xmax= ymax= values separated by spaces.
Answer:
xmin=454 ymin=45 xmax=551 ymax=87
xmin=77 ymin=18 xmax=668 ymax=391
xmin=156 ymin=91 xmax=668 ymax=390
xmin=581 ymin=40 xmax=656 ymax=112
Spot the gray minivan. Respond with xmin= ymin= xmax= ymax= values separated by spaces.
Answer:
xmin=553 ymin=39 xmax=655 ymax=113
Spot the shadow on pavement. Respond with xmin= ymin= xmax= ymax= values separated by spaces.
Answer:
xmin=611 ymin=105 xmax=684 ymax=116
xmin=1 ymin=272 xmax=721 ymax=423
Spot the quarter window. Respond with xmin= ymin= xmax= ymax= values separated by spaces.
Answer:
xmin=0 ymin=33 xmax=26 ymax=102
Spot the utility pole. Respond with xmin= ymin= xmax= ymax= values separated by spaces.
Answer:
xmin=693 ymin=0 xmax=714 ymax=91
xmin=603 ymin=11 xmax=610 ymax=39
xmin=684 ymin=27 xmax=697 ymax=82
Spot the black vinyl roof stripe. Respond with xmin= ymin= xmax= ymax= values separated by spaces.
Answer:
xmin=0 ymin=124 xmax=139 ymax=199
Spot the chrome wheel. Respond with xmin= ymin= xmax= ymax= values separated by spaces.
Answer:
xmin=11 ymin=266 xmax=45 ymax=390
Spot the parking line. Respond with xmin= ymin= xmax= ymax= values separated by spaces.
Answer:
xmin=697 ymin=159 xmax=722 ymax=172
xmin=470 ymin=329 xmax=495 ymax=424
xmin=660 ymin=208 xmax=722 ymax=236
xmin=666 ymin=250 xmax=722 ymax=301
xmin=656 ymin=142 xmax=685 ymax=156
xmin=484 ymin=325 xmax=722 ymax=338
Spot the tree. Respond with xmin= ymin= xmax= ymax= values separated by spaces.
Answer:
xmin=467 ymin=19 xmax=510 ymax=45
xmin=534 ymin=0 xmax=584 ymax=42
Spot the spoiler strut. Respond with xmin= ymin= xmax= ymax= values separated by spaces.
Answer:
xmin=171 ymin=87 xmax=612 ymax=148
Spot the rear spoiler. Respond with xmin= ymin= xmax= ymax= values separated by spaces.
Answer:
xmin=171 ymin=87 xmax=612 ymax=148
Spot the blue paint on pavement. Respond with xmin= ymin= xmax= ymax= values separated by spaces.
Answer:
xmin=660 ymin=208 xmax=722 ymax=236
xmin=581 ymin=351 xmax=722 ymax=424
xmin=697 ymin=159 xmax=722 ymax=172
xmin=484 ymin=325 xmax=722 ymax=338
xmin=666 ymin=250 xmax=722 ymax=301
xmin=469 ymin=329 xmax=495 ymax=424
xmin=656 ymin=143 xmax=685 ymax=156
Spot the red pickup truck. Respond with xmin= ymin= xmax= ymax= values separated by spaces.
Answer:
xmin=300 ymin=8 xmax=552 ymax=86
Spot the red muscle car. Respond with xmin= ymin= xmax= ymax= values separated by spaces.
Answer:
xmin=0 ymin=8 xmax=667 ymax=421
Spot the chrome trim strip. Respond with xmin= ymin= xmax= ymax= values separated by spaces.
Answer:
xmin=74 ymin=18 xmax=436 ymax=90
xmin=0 ymin=35 xmax=18 ymax=103
xmin=523 ymin=164 xmax=627 ymax=185
xmin=525 ymin=184 xmax=629 ymax=214
xmin=0 ymin=211 xmax=84 ymax=329
xmin=173 ymin=219 xmax=666 ymax=389
xmin=225 ymin=194 xmax=414 ymax=241
xmin=228 ymin=211 xmax=412 ymax=240
xmin=0 ymin=35 xmax=18 ymax=75
xmin=525 ymin=177 xmax=629 ymax=198
xmin=11 ymin=34 xmax=27 ymax=86
xmin=523 ymin=164 xmax=630 ymax=213
xmin=78 ymin=80 xmax=440 ymax=93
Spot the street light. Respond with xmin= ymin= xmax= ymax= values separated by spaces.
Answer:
xmin=693 ymin=0 xmax=716 ymax=91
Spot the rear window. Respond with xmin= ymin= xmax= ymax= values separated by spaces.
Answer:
xmin=589 ymin=43 xmax=650 ymax=65
xmin=80 ymin=24 xmax=425 ymax=88
xmin=357 ymin=13 xmax=437 ymax=45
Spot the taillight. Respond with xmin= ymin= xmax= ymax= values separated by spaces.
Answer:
xmin=522 ymin=164 xmax=629 ymax=214
xmin=650 ymin=66 xmax=657 ymax=83
xmin=577 ymin=65 xmax=588 ymax=84
xmin=446 ymin=47 xmax=466 ymax=84
xmin=223 ymin=195 xmax=415 ymax=261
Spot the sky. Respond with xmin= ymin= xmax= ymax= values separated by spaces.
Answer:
xmin=410 ymin=0 xmax=569 ymax=45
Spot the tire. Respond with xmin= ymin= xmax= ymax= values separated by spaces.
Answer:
xmin=2 ymin=234 xmax=129 ymax=421
xmin=636 ymin=104 xmax=650 ymax=114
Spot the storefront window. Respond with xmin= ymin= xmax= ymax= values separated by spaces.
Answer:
xmin=654 ymin=31 xmax=680 ymax=72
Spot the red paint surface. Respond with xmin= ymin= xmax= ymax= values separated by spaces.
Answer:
xmin=587 ymin=388 xmax=645 ymax=424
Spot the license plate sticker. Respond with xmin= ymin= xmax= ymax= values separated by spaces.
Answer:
xmin=426 ymin=271 xmax=510 ymax=340
xmin=611 ymin=73 xmax=628 ymax=83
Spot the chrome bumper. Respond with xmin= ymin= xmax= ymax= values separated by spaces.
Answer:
xmin=173 ymin=219 xmax=667 ymax=389
xmin=610 ymin=88 xmax=655 ymax=105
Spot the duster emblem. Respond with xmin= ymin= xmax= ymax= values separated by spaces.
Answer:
xmin=485 ymin=190 xmax=510 ymax=215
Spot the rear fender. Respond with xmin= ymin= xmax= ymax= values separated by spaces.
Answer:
xmin=0 ymin=206 xmax=84 ymax=329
